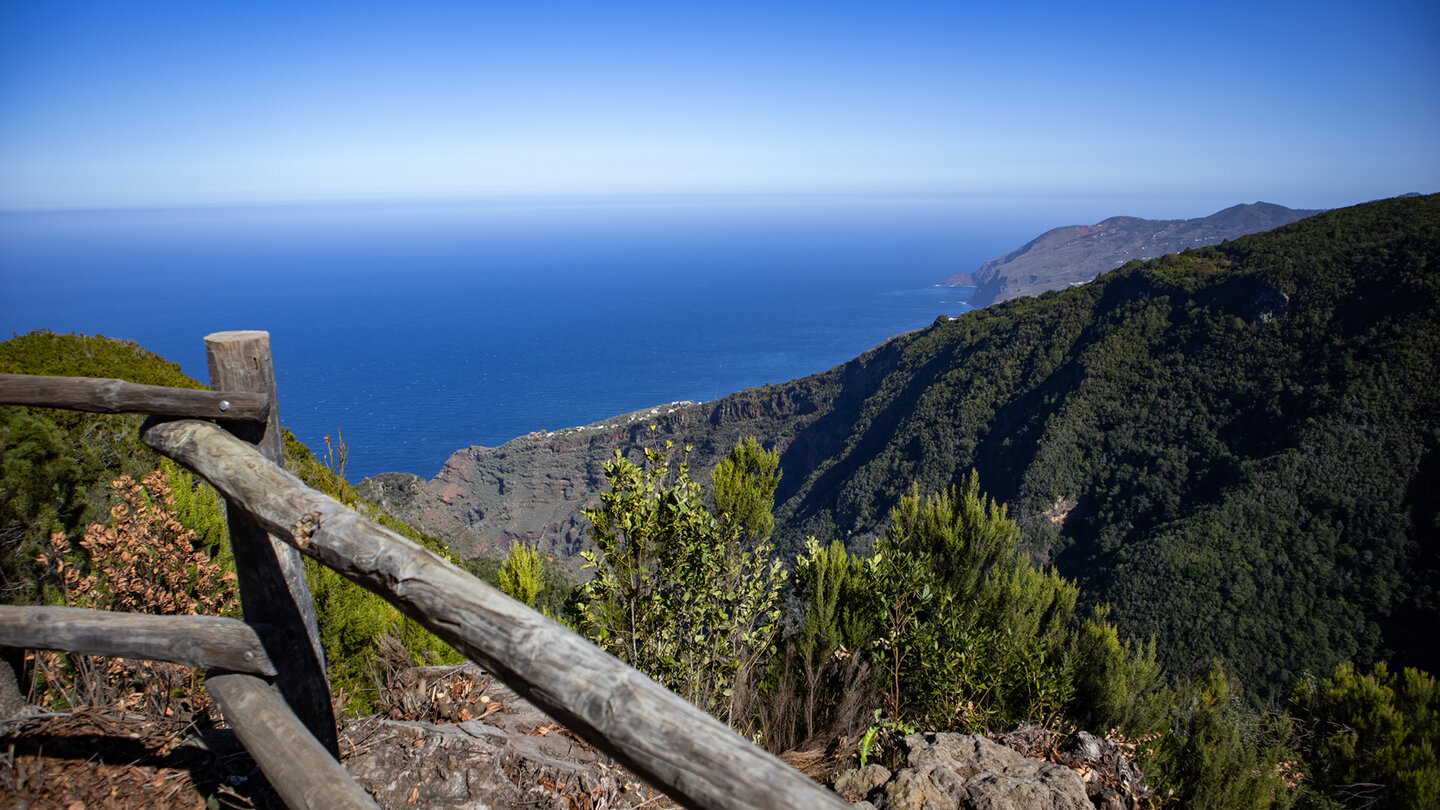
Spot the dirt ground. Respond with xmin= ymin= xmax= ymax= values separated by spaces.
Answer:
xmin=0 ymin=662 xmax=1147 ymax=809
xmin=0 ymin=663 xmax=680 ymax=809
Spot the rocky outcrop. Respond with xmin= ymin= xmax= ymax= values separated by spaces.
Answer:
xmin=994 ymin=725 xmax=1151 ymax=809
xmin=836 ymin=733 xmax=1092 ymax=809
xmin=357 ymin=425 xmax=642 ymax=563
xmin=942 ymin=202 xmax=1322 ymax=307
xmin=359 ymin=472 xmax=488 ymax=556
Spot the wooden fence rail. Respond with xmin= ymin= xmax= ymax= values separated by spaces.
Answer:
xmin=0 ymin=606 xmax=278 ymax=676
xmin=0 ymin=331 xmax=848 ymax=810
xmin=0 ymin=372 xmax=268 ymax=421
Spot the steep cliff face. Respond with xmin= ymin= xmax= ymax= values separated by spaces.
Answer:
xmin=943 ymin=202 xmax=1323 ymax=307
xmin=357 ymin=376 xmax=856 ymax=565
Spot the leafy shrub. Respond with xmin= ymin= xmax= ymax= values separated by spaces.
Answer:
xmin=1067 ymin=604 xmax=1167 ymax=737
xmin=1291 ymin=661 xmax=1440 ymax=809
xmin=574 ymin=439 xmax=784 ymax=728
xmin=497 ymin=542 xmax=545 ymax=607
xmin=1148 ymin=660 xmax=1299 ymax=809
xmin=871 ymin=475 xmax=1077 ymax=731
xmin=766 ymin=472 xmax=1084 ymax=748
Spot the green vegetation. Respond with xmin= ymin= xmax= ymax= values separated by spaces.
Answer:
xmin=0 ymin=406 xmax=82 ymax=596
xmin=462 ymin=551 xmax=577 ymax=618
xmin=866 ymin=476 xmax=1077 ymax=730
xmin=572 ymin=439 xmax=784 ymax=726
xmin=1291 ymin=661 xmax=1440 ymax=809
xmin=1148 ymin=661 xmax=1299 ymax=809
xmin=497 ymin=541 xmax=546 ymax=607
xmin=768 ymin=473 xmax=1137 ymax=742
xmin=1067 ymin=605 xmax=1166 ymax=737
xmin=572 ymin=444 xmax=1320 ymax=804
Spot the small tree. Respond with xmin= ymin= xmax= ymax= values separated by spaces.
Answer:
xmin=575 ymin=439 xmax=784 ymax=727
xmin=497 ymin=542 xmax=545 ymax=607
xmin=1291 ymin=661 xmax=1440 ymax=809
xmin=1067 ymin=604 xmax=1167 ymax=738
xmin=871 ymin=473 xmax=1077 ymax=731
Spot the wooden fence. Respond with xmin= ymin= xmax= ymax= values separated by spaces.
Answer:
xmin=0 ymin=331 xmax=847 ymax=810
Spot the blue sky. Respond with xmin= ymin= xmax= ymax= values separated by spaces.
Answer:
xmin=1 ymin=0 xmax=1436 ymax=213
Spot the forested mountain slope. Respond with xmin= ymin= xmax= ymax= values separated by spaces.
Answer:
xmin=379 ymin=194 xmax=1440 ymax=701
xmin=798 ymin=193 xmax=1439 ymax=699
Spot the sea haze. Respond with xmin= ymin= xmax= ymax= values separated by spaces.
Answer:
xmin=1 ymin=195 xmax=1051 ymax=479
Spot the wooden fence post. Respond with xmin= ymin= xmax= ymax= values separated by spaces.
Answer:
xmin=205 ymin=330 xmax=337 ymax=756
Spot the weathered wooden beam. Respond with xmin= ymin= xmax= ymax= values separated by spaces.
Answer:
xmin=204 ymin=330 xmax=336 ymax=757
xmin=0 ymin=373 xmax=268 ymax=421
xmin=0 ymin=606 xmax=277 ymax=676
xmin=141 ymin=418 xmax=850 ymax=810
xmin=206 ymin=672 xmax=379 ymax=810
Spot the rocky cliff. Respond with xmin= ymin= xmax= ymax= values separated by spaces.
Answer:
xmin=357 ymin=385 xmax=846 ymax=565
xmin=943 ymin=201 xmax=1323 ymax=307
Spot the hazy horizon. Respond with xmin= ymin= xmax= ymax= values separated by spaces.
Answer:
xmin=0 ymin=188 xmax=1375 ymax=228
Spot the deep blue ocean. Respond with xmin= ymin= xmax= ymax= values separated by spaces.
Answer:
xmin=0 ymin=195 xmax=1064 ymax=480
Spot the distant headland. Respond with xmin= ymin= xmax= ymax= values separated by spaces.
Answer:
xmin=944 ymin=201 xmax=1324 ymax=307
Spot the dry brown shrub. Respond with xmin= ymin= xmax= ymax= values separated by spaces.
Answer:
xmin=31 ymin=471 xmax=239 ymax=717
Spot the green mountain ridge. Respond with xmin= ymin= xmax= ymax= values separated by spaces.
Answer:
xmin=372 ymin=194 xmax=1440 ymax=703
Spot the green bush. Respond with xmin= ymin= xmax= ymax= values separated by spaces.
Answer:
xmin=497 ymin=542 xmax=545 ymax=607
xmin=1291 ymin=661 xmax=1440 ymax=809
xmin=870 ymin=475 xmax=1077 ymax=731
xmin=574 ymin=439 xmax=784 ymax=727
xmin=463 ymin=553 xmax=577 ymax=619
xmin=770 ymin=473 xmax=1082 ymax=740
xmin=1067 ymin=604 xmax=1167 ymax=737
xmin=1149 ymin=660 xmax=1298 ymax=809
xmin=0 ymin=406 xmax=83 ymax=600
xmin=773 ymin=537 xmax=881 ymax=748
